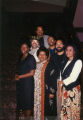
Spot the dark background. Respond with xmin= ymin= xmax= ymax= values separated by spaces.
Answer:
xmin=1 ymin=0 xmax=83 ymax=119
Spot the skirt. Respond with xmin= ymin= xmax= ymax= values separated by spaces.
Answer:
xmin=61 ymin=85 xmax=81 ymax=120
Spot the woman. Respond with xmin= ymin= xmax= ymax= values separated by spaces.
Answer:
xmin=58 ymin=44 xmax=82 ymax=120
xmin=34 ymin=47 xmax=49 ymax=120
xmin=15 ymin=42 xmax=36 ymax=119
xmin=29 ymin=37 xmax=40 ymax=62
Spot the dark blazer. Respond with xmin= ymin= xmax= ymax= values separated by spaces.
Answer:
xmin=50 ymin=53 xmax=67 ymax=77
xmin=61 ymin=57 xmax=80 ymax=90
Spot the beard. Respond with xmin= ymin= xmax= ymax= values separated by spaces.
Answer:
xmin=56 ymin=47 xmax=64 ymax=52
xmin=50 ymin=44 xmax=55 ymax=46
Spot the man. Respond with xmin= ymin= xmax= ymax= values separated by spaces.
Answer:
xmin=45 ymin=37 xmax=67 ymax=120
xmin=35 ymin=26 xmax=49 ymax=48
xmin=50 ymin=38 xmax=67 ymax=120
xmin=50 ymin=37 xmax=67 ymax=73
xmin=47 ymin=36 xmax=56 ymax=57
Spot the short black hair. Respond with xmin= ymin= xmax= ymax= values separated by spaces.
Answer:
xmin=48 ymin=35 xmax=55 ymax=40
xmin=37 ymin=47 xmax=49 ymax=58
xmin=18 ymin=38 xmax=30 ymax=48
xmin=20 ymin=41 xmax=29 ymax=48
xmin=56 ymin=36 xmax=65 ymax=45
xmin=30 ymin=38 xmax=39 ymax=43
xmin=36 ymin=25 xmax=43 ymax=30
xmin=66 ymin=43 xmax=79 ymax=58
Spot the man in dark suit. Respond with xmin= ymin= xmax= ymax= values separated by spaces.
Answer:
xmin=45 ymin=37 xmax=67 ymax=120
xmin=35 ymin=26 xmax=49 ymax=48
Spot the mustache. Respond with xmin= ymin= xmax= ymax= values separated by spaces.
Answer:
xmin=56 ymin=47 xmax=64 ymax=52
xmin=57 ymin=47 xmax=62 ymax=49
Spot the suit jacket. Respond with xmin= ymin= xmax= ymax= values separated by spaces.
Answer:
xmin=43 ymin=35 xmax=49 ymax=48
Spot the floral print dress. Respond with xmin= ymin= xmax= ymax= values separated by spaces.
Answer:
xmin=61 ymin=85 xmax=81 ymax=120
xmin=34 ymin=60 xmax=48 ymax=120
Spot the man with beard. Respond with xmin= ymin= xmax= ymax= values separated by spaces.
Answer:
xmin=45 ymin=38 xmax=67 ymax=120
xmin=50 ymin=38 xmax=67 ymax=72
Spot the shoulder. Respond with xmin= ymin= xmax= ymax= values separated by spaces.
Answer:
xmin=36 ymin=62 xmax=41 ymax=65
xmin=28 ymin=53 xmax=34 ymax=57
xmin=72 ymin=59 xmax=83 ymax=71
xmin=50 ymin=53 xmax=57 ymax=60
xmin=36 ymin=62 xmax=41 ymax=68
xmin=28 ymin=54 xmax=36 ymax=61
xmin=75 ymin=59 xmax=82 ymax=65
xmin=43 ymin=35 xmax=49 ymax=39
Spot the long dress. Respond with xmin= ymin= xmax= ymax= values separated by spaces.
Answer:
xmin=16 ymin=54 xmax=36 ymax=111
xmin=34 ymin=60 xmax=48 ymax=120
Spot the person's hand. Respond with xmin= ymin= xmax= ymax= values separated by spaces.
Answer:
xmin=58 ymin=87 xmax=62 ymax=100
xmin=58 ymin=81 xmax=63 ymax=100
xmin=58 ymin=81 xmax=63 ymax=87
xmin=49 ymin=94 xmax=54 ymax=99
xmin=15 ymin=74 xmax=20 ymax=81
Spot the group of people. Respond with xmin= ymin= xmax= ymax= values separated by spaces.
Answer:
xmin=15 ymin=26 xmax=82 ymax=120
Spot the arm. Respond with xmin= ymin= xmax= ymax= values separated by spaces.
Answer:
xmin=15 ymin=70 xmax=35 ymax=80
xmin=58 ymin=81 xmax=63 ymax=100
xmin=19 ymin=70 xmax=35 ymax=79
xmin=15 ymin=55 xmax=36 ymax=81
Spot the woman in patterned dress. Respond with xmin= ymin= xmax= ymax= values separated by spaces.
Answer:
xmin=34 ymin=47 xmax=49 ymax=120
xmin=58 ymin=44 xmax=82 ymax=120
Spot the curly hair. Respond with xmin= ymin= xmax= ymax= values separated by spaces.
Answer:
xmin=37 ymin=47 xmax=49 ymax=58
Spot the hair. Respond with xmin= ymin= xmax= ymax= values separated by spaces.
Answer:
xmin=18 ymin=40 xmax=29 ymax=54
xmin=16 ymin=41 xmax=29 ymax=61
xmin=20 ymin=41 xmax=29 ymax=48
xmin=30 ymin=37 xmax=39 ymax=43
xmin=18 ymin=38 xmax=30 ymax=48
xmin=48 ymin=35 xmax=55 ymax=40
xmin=36 ymin=25 xmax=43 ymax=31
xmin=56 ymin=36 xmax=65 ymax=45
xmin=65 ymin=43 xmax=79 ymax=58
xmin=37 ymin=47 xmax=49 ymax=58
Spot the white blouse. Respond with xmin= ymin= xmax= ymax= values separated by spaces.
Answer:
xmin=63 ymin=59 xmax=82 ymax=86
xmin=29 ymin=47 xmax=40 ymax=62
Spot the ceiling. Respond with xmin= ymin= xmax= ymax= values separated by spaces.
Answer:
xmin=33 ymin=0 xmax=67 ymax=6
xmin=3 ymin=0 xmax=67 ymax=12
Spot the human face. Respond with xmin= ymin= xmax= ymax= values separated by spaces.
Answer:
xmin=36 ymin=27 xmax=44 ymax=37
xmin=20 ymin=44 xmax=29 ymax=55
xmin=66 ymin=46 xmax=75 ymax=60
xmin=56 ymin=40 xmax=64 ymax=52
xmin=38 ymin=51 xmax=47 ymax=62
xmin=31 ymin=40 xmax=39 ymax=49
xmin=48 ymin=36 xmax=56 ymax=46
